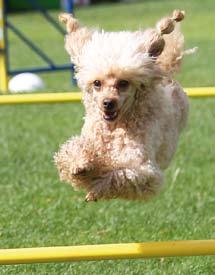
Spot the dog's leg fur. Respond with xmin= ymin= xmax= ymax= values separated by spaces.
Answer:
xmin=85 ymin=161 xmax=163 ymax=201
xmin=54 ymin=136 xmax=96 ymax=190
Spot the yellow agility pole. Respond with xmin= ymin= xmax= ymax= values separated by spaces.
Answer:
xmin=0 ymin=92 xmax=82 ymax=104
xmin=0 ymin=240 xmax=215 ymax=265
xmin=0 ymin=0 xmax=8 ymax=93
xmin=0 ymin=87 xmax=215 ymax=105
xmin=185 ymin=87 xmax=215 ymax=97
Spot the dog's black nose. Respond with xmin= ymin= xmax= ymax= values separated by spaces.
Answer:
xmin=103 ymin=99 xmax=116 ymax=111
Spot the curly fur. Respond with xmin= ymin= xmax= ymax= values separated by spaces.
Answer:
xmin=54 ymin=10 xmax=189 ymax=201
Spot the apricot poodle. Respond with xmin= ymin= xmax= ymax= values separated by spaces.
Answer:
xmin=54 ymin=10 xmax=189 ymax=201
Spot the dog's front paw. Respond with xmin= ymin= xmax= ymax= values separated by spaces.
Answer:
xmin=71 ymin=164 xmax=93 ymax=177
xmin=72 ymin=167 xmax=88 ymax=176
xmin=85 ymin=191 xmax=98 ymax=202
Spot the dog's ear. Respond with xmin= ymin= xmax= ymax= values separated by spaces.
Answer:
xmin=59 ymin=13 xmax=93 ymax=65
xmin=144 ymin=10 xmax=185 ymax=58
xmin=59 ymin=13 xmax=80 ymax=33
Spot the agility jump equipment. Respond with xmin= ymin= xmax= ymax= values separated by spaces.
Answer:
xmin=0 ymin=0 xmax=74 ymax=92
xmin=0 ymin=87 xmax=215 ymax=105
xmin=0 ymin=240 xmax=215 ymax=265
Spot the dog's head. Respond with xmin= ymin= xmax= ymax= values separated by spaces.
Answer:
xmin=60 ymin=10 xmax=184 ymax=123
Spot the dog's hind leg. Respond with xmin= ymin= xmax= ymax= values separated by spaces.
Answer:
xmin=85 ymin=162 xmax=163 ymax=201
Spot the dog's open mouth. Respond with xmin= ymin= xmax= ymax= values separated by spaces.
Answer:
xmin=103 ymin=111 xmax=118 ymax=121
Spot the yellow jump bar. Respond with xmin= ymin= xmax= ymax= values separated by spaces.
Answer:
xmin=0 ymin=87 xmax=215 ymax=105
xmin=0 ymin=92 xmax=82 ymax=104
xmin=185 ymin=87 xmax=215 ymax=97
xmin=0 ymin=240 xmax=215 ymax=265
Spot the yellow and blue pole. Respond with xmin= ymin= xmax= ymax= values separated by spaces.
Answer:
xmin=0 ymin=0 xmax=8 ymax=92
xmin=0 ymin=240 xmax=215 ymax=265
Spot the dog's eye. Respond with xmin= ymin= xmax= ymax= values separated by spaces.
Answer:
xmin=117 ymin=80 xmax=129 ymax=89
xmin=93 ymin=80 xmax=102 ymax=89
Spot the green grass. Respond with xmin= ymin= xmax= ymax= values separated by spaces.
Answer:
xmin=0 ymin=0 xmax=215 ymax=274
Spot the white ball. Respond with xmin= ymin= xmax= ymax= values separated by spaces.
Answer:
xmin=9 ymin=73 xmax=45 ymax=93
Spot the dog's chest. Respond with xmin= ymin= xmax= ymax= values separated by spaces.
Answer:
xmin=101 ymin=126 xmax=126 ymax=152
xmin=93 ymin=123 xmax=144 ymax=168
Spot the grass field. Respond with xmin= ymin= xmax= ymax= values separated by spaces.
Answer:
xmin=0 ymin=0 xmax=215 ymax=274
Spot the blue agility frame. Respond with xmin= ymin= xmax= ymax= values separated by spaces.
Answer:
xmin=5 ymin=0 xmax=74 ymax=77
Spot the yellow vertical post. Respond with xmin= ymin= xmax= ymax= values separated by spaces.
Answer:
xmin=0 ymin=0 xmax=8 ymax=92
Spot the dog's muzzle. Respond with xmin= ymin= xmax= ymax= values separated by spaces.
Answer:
xmin=102 ymin=98 xmax=118 ymax=121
